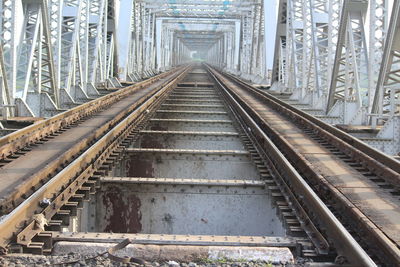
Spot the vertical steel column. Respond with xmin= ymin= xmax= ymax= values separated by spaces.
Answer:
xmin=0 ymin=0 xmax=18 ymax=107
xmin=307 ymin=0 xmax=341 ymax=108
xmin=286 ymin=0 xmax=305 ymax=95
xmin=58 ymin=0 xmax=83 ymax=94
xmin=372 ymin=0 xmax=400 ymax=117
xmin=369 ymin=0 xmax=389 ymax=110
xmin=327 ymin=0 xmax=368 ymax=124
xmin=272 ymin=0 xmax=288 ymax=85
xmin=86 ymin=0 xmax=107 ymax=87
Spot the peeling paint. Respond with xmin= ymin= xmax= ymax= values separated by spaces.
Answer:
xmin=127 ymin=155 xmax=154 ymax=177
xmin=150 ymin=124 xmax=168 ymax=131
xmin=140 ymin=135 xmax=164 ymax=149
xmin=102 ymin=186 xmax=142 ymax=233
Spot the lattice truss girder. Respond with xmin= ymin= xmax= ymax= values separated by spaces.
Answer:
xmin=121 ymin=1 xmax=167 ymax=80
xmin=136 ymin=0 xmax=267 ymax=80
xmin=327 ymin=0 xmax=369 ymax=123
xmin=369 ymin=0 xmax=388 ymax=109
xmin=135 ymin=0 xmax=263 ymax=74
xmin=155 ymin=13 xmax=243 ymax=74
xmin=0 ymin=0 xmax=58 ymax=118
xmin=273 ymin=0 xmax=400 ymax=126
xmin=272 ymin=0 xmax=288 ymax=86
xmin=204 ymin=28 xmax=239 ymax=71
xmin=139 ymin=0 xmax=257 ymax=18
xmin=372 ymin=0 xmax=400 ymax=118
xmin=0 ymin=0 xmax=269 ymax=118
xmin=275 ymin=0 xmax=341 ymax=108
xmin=0 ymin=0 xmax=118 ymax=118
xmin=206 ymin=2 xmax=266 ymax=79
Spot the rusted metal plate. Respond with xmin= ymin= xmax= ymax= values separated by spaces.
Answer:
xmin=0 ymin=67 xmax=191 ymax=250
xmin=139 ymin=130 xmax=239 ymax=136
xmin=165 ymin=99 xmax=222 ymax=104
xmin=137 ymin=134 xmax=165 ymax=149
xmin=0 ymin=73 xmax=179 ymax=214
xmin=123 ymin=150 xmax=258 ymax=179
xmin=161 ymin=104 xmax=225 ymax=111
xmin=78 ymin=74 xmax=287 ymax=245
xmin=171 ymin=92 xmax=218 ymax=97
xmin=125 ymin=148 xmax=249 ymax=155
xmin=147 ymin=119 xmax=235 ymax=132
xmin=182 ymin=74 xmax=210 ymax=83
xmin=101 ymin=186 xmax=143 ymax=233
xmin=126 ymin=155 xmax=155 ymax=177
xmin=169 ymin=94 xmax=218 ymax=98
xmin=94 ymin=183 xmax=285 ymax=236
xmin=155 ymin=110 xmax=229 ymax=120
xmin=136 ymin=131 xmax=244 ymax=150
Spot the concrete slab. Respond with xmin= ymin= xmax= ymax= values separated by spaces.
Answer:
xmin=52 ymin=242 xmax=294 ymax=264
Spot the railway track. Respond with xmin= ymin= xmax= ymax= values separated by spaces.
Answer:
xmin=0 ymin=65 xmax=398 ymax=266
xmin=0 ymin=65 xmax=189 ymax=249
xmin=208 ymin=66 xmax=400 ymax=266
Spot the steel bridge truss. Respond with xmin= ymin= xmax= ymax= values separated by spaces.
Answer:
xmin=272 ymin=0 xmax=400 ymax=155
xmin=0 ymin=0 xmax=121 ymax=118
xmin=0 ymin=0 xmax=267 ymax=119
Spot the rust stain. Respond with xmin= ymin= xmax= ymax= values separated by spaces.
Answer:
xmin=126 ymin=155 xmax=154 ymax=177
xmin=102 ymin=186 xmax=142 ymax=233
xmin=141 ymin=135 xmax=164 ymax=149
xmin=150 ymin=124 xmax=168 ymax=131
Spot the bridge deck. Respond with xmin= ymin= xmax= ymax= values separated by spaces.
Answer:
xmin=220 ymin=75 xmax=400 ymax=249
xmin=0 ymin=74 xmax=175 ymax=213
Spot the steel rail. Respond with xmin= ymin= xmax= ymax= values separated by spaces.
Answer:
xmin=207 ymin=67 xmax=376 ymax=266
xmin=0 ymin=66 xmax=191 ymax=252
xmin=219 ymin=68 xmax=400 ymax=176
xmin=208 ymin=65 xmax=400 ymax=265
xmin=216 ymin=79 xmax=331 ymax=255
xmin=0 ymin=67 xmax=182 ymax=160
xmin=215 ymin=67 xmax=400 ymax=264
xmin=0 ymin=66 xmax=189 ymax=214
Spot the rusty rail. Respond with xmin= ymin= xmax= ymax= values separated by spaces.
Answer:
xmin=0 ymin=66 xmax=189 ymax=215
xmin=219 ymin=68 xmax=400 ymax=177
xmin=0 ymin=67 xmax=183 ymax=160
xmin=207 ymin=66 xmax=378 ymax=266
xmin=207 ymin=65 xmax=400 ymax=266
xmin=0 ymin=66 xmax=190 ymax=252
